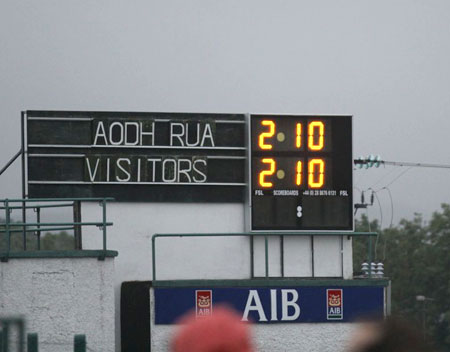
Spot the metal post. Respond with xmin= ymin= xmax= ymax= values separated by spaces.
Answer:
xmin=386 ymin=281 xmax=392 ymax=316
xmin=264 ymin=236 xmax=269 ymax=278
xmin=311 ymin=235 xmax=315 ymax=278
xmin=340 ymin=236 xmax=344 ymax=278
xmin=21 ymin=112 xmax=27 ymax=250
xmin=280 ymin=235 xmax=284 ymax=278
xmin=21 ymin=205 xmax=26 ymax=250
xmin=36 ymin=208 xmax=41 ymax=250
xmin=18 ymin=319 xmax=25 ymax=352
xmin=27 ymin=333 xmax=38 ymax=352
xmin=0 ymin=150 xmax=22 ymax=177
xmin=102 ymin=199 xmax=107 ymax=252
xmin=250 ymin=236 xmax=254 ymax=278
xmin=152 ymin=236 xmax=156 ymax=281
xmin=2 ymin=323 xmax=9 ymax=352
xmin=368 ymin=236 xmax=373 ymax=278
xmin=73 ymin=201 xmax=82 ymax=249
xmin=74 ymin=335 xmax=86 ymax=352
xmin=5 ymin=200 xmax=10 ymax=260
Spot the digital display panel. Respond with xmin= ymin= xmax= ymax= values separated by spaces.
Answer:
xmin=249 ymin=114 xmax=353 ymax=231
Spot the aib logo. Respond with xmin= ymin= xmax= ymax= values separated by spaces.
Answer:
xmin=196 ymin=290 xmax=212 ymax=318
xmin=327 ymin=289 xmax=343 ymax=320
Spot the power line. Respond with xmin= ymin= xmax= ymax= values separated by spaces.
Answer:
xmin=376 ymin=166 xmax=413 ymax=190
xmin=381 ymin=160 xmax=450 ymax=169
xmin=355 ymin=157 xmax=450 ymax=169
xmin=366 ymin=207 xmax=371 ymax=232
xmin=370 ymin=189 xmax=383 ymax=260
xmin=381 ymin=187 xmax=394 ymax=262
xmin=369 ymin=165 xmax=400 ymax=189
xmin=354 ymin=157 xmax=448 ymax=260
xmin=381 ymin=187 xmax=394 ymax=229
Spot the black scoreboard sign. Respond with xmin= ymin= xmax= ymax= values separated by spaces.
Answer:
xmin=26 ymin=111 xmax=353 ymax=231
xmin=249 ymin=114 xmax=353 ymax=231
xmin=26 ymin=111 xmax=246 ymax=202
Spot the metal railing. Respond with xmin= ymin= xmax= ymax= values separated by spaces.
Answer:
xmin=0 ymin=149 xmax=21 ymax=178
xmin=0 ymin=317 xmax=25 ymax=352
xmin=0 ymin=198 xmax=113 ymax=261
xmin=0 ymin=317 xmax=87 ymax=352
xmin=152 ymin=232 xmax=378 ymax=281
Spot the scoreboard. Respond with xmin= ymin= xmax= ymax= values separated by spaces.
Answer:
xmin=25 ymin=110 xmax=353 ymax=232
xmin=249 ymin=114 xmax=353 ymax=231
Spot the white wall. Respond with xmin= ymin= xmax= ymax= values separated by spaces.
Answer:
xmin=82 ymin=202 xmax=248 ymax=281
xmin=82 ymin=202 xmax=248 ymax=352
xmin=253 ymin=236 xmax=353 ymax=278
xmin=82 ymin=202 xmax=353 ymax=282
xmin=82 ymin=202 xmax=354 ymax=351
xmin=0 ymin=257 xmax=115 ymax=352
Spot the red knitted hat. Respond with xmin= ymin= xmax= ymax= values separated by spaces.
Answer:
xmin=171 ymin=306 xmax=254 ymax=352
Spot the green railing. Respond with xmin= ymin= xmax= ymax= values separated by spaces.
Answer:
xmin=0 ymin=317 xmax=87 ymax=352
xmin=0 ymin=198 xmax=114 ymax=261
xmin=152 ymin=232 xmax=378 ymax=281
xmin=0 ymin=317 xmax=24 ymax=352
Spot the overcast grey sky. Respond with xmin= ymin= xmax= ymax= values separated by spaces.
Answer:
xmin=1 ymin=0 xmax=449 ymax=226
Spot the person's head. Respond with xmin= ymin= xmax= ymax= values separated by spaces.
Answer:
xmin=347 ymin=316 xmax=430 ymax=352
xmin=171 ymin=306 xmax=254 ymax=352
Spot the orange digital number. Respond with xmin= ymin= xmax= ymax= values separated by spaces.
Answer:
xmin=296 ymin=161 xmax=302 ymax=186
xmin=308 ymin=121 xmax=324 ymax=151
xmin=308 ymin=159 xmax=325 ymax=188
xmin=296 ymin=123 xmax=302 ymax=148
xmin=258 ymin=120 xmax=275 ymax=150
xmin=259 ymin=158 xmax=276 ymax=188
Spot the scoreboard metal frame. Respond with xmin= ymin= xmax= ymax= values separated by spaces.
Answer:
xmin=22 ymin=110 xmax=354 ymax=232
xmin=246 ymin=113 xmax=354 ymax=233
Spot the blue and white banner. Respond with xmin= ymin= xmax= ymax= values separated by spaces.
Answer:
xmin=154 ymin=285 xmax=385 ymax=324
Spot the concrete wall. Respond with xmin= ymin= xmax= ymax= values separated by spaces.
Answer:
xmin=0 ymin=256 xmax=115 ymax=352
xmin=83 ymin=202 xmax=248 ymax=351
xmin=82 ymin=202 xmax=354 ymax=351
xmin=82 ymin=202 xmax=249 ymax=282
xmin=149 ymin=288 xmax=356 ymax=352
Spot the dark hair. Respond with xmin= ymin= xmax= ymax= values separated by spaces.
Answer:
xmin=356 ymin=316 xmax=431 ymax=352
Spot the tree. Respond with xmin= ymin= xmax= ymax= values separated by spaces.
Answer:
xmin=353 ymin=204 xmax=450 ymax=351
xmin=426 ymin=204 xmax=450 ymax=349
xmin=0 ymin=218 xmax=74 ymax=251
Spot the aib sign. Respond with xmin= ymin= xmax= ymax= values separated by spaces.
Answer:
xmin=154 ymin=286 xmax=385 ymax=324
xmin=196 ymin=290 xmax=212 ymax=318
xmin=327 ymin=289 xmax=343 ymax=320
